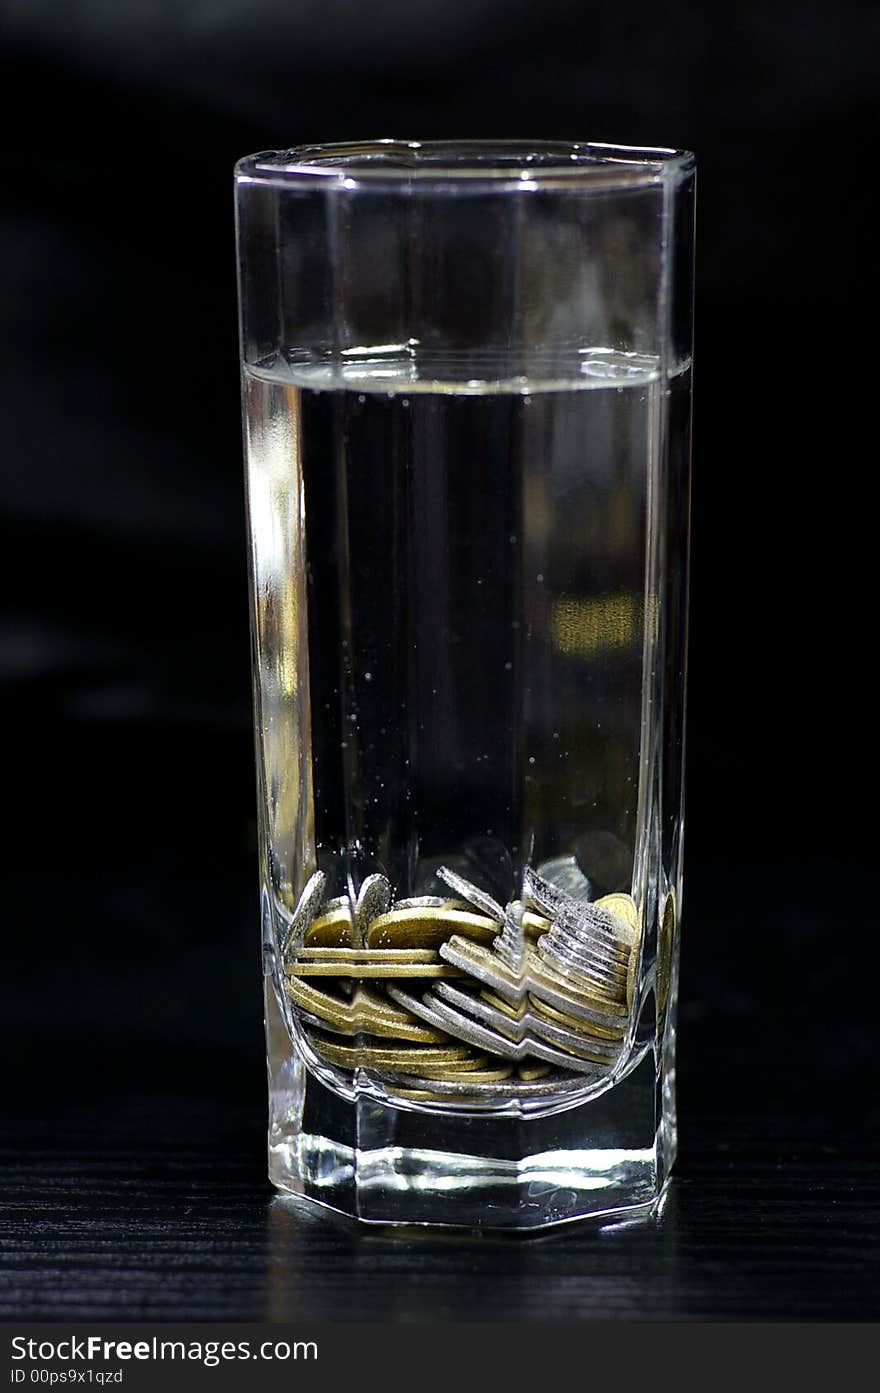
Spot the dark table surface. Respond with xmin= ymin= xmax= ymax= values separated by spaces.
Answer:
xmin=3 ymin=1097 xmax=878 ymax=1323
xmin=3 ymin=862 xmax=877 ymax=1324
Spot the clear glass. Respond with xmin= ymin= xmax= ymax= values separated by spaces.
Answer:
xmin=235 ymin=140 xmax=695 ymax=1228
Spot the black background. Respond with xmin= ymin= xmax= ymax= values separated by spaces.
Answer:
xmin=1 ymin=1 xmax=877 ymax=1320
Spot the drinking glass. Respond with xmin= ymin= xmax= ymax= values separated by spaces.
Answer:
xmin=235 ymin=140 xmax=695 ymax=1228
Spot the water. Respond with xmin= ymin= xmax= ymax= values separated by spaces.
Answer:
xmin=246 ymin=346 xmax=687 ymax=897
xmin=246 ymin=346 xmax=691 ymax=1223
xmin=249 ymin=348 xmax=691 ymax=1091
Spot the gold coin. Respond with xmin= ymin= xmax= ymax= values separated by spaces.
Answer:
xmin=657 ymin=889 xmax=676 ymax=1016
xmin=592 ymin=894 xmax=642 ymax=1008
xmin=522 ymin=910 xmax=552 ymax=940
xmin=308 ymin=1033 xmax=477 ymax=1070
xmin=390 ymin=1061 xmax=513 ymax=1099
xmin=293 ymin=946 xmax=439 ymax=961
xmin=415 ymin=1057 xmax=509 ymax=1080
xmin=366 ymin=906 xmax=498 ymax=949
xmin=479 ymin=989 xmax=527 ymax=1020
xmin=517 ymin=1061 xmax=553 ymax=1081
xmin=390 ymin=1087 xmax=451 ymax=1102
xmin=593 ymin=892 xmax=640 ymax=941
xmin=288 ymin=960 xmax=464 ymax=979
xmin=286 ymin=980 xmax=450 ymax=1042
xmin=304 ymin=906 xmax=355 ymax=948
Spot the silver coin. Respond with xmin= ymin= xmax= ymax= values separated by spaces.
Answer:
xmin=537 ymin=935 xmax=627 ymax=993
xmin=354 ymin=874 xmax=392 ymax=941
xmin=278 ymin=870 xmax=327 ymax=960
xmin=437 ymin=866 xmax=505 ymax=923
xmin=552 ymin=898 xmax=631 ymax=948
xmin=494 ymin=900 xmax=526 ymax=972
xmin=433 ymin=981 xmax=622 ymax=1062
xmin=539 ymin=923 xmax=629 ymax=972
xmin=323 ymin=895 xmax=352 ymax=914
xmin=387 ymin=983 xmax=615 ymax=1075
xmin=535 ymin=855 xmax=593 ymax=902
xmin=438 ymin=936 xmax=629 ymax=1031
xmin=378 ymin=1069 xmax=590 ymax=1100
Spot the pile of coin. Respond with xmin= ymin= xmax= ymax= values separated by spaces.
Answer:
xmin=280 ymin=859 xmax=642 ymax=1103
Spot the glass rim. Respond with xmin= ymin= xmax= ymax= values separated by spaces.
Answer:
xmin=235 ymin=139 xmax=696 ymax=190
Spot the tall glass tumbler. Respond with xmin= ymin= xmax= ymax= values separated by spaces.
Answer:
xmin=235 ymin=141 xmax=695 ymax=1228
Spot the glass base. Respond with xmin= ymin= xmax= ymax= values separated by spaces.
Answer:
xmin=267 ymin=986 xmax=675 ymax=1229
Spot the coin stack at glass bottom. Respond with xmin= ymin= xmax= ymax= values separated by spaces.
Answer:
xmin=277 ymin=855 xmax=663 ymax=1106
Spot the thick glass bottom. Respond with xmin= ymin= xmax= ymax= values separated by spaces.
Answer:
xmin=267 ymin=988 xmax=674 ymax=1229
